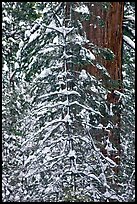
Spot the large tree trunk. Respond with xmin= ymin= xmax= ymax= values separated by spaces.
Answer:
xmin=83 ymin=2 xmax=124 ymax=82
xmin=66 ymin=1 xmax=124 ymax=176
xmin=82 ymin=2 xmax=124 ymax=175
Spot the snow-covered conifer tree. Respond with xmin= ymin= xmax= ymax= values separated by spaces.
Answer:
xmin=10 ymin=2 xmax=123 ymax=202
xmin=2 ymin=2 xmax=135 ymax=202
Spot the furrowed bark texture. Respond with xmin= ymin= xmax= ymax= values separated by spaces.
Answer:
xmin=66 ymin=2 xmax=124 ymax=178
xmin=82 ymin=2 xmax=124 ymax=175
xmin=83 ymin=2 xmax=124 ymax=82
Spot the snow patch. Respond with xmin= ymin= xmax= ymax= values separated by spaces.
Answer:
xmin=19 ymin=39 xmax=24 ymax=49
xmin=28 ymin=30 xmax=40 ymax=43
xmin=74 ymin=5 xmax=89 ymax=14
xmin=42 ymin=146 xmax=50 ymax=154
xmin=86 ymin=50 xmax=96 ymax=60
xmin=46 ymin=21 xmax=74 ymax=37
xmin=109 ymin=103 xmax=114 ymax=116
xmin=63 ymin=113 xmax=72 ymax=124
xmin=123 ymin=35 xmax=135 ymax=49
xmin=3 ymin=62 xmax=8 ymax=71
xmin=68 ymin=149 xmax=76 ymax=158
xmin=53 ymin=36 xmax=59 ymax=44
xmin=24 ymin=30 xmax=31 ymax=39
xmin=79 ymin=69 xmax=88 ymax=80
xmin=3 ymin=16 xmax=11 ymax=23
xmin=38 ymin=68 xmax=52 ymax=78
xmin=38 ymin=47 xmax=54 ymax=54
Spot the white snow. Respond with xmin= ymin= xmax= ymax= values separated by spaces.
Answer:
xmin=89 ymin=173 xmax=101 ymax=183
xmin=15 ymin=61 xmax=19 ymax=69
xmin=61 ymin=89 xmax=81 ymax=97
xmin=54 ymin=14 xmax=63 ymax=26
xmin=105 ymin=141 xmax=115 ymax=153
xmin=28 ymin=56 xmax=37 ymax=69
xmin=28 ymin=30 xmax=40 ymax=43
xmin=122 ymin=70 xmax=126 ymax=77
xmin=86 ymin=49 xmax=96 ymax=60
xmin=125 ymin=15 xmax=135 ymax=21
xmin=16 ymin=41 xmax=24 ymax=59
xmin=74 ymin=5 xmax=89 ymax=14
xmin=53 ymin=36 xmax=59 ymax=44
xmin=8 ymin=37 xmax=16 ymax=43
xmin=79 ymin=69 xmax=88 ymax=80
xmin=14 ymin=195 xmax=20 ymax=201
xmin=105 ymin=157 xmax=117 ymax=167
xmin=5 ymin=190 xmax=10 ymax=196
xmin=30 ymin=23 xmax=40 ymax=33
xmin=68 ymin=149 xmax=76 ymax=158
xmin=102 ymin=163 xmax=108 ymax=171
xmin=45 ymin=21 xmax=56 ymax=34
xmin=42 ymin=147 xmax=50 ymax=154
xmin=45 ymin=185 xmax=53 ymax=193
xmin=80 ymin=109 xmax=90 ymax=123
xmin=19 ymin=21 xmax=25 ymax=26
xmin=2 ymin=40 xmax=6 ymax=46
xmin=42 ymin=7 xmax=50 ymax=14
xmin=123 ymin=35 xmax=135 ymax=49
xmin=97 ymin=15 xmax=101 ymax=19
xmin=75 ymin=35 xmax=84 ymax=44
xmin=38 ymin=47 xmax=54 ymax=54
xmin=70 ymin=166 xmax=77 ymax=173
xmin=63 ymin=113 xmax=72 ymax=124
xmin=70 ymin=101 xmax=103 ymax=117
xmin=38 ymin=89 xmax=80 ymax=100
xmin=62 ymin=51 xmax=73 ymax=59
xmin=24 ymin=155 xmax=36 ymax=166
xmin=103 ymin=190 xmax=111 ymax=198
xmin=24 ymin=30 xmax=31 ymax=39
xmin=91 ymin=85 xmax=98 ymax=93
xmin=3 ymin=62 xmax=8 ymax=71
xmin=16 ymin=51 xmax=20 ymax=60
xmin=97 ymin=123 xmax=104 ymax=129
xmin=38 ymin=68 xmax=52 ymax=78
xmin=45 ymin=21 xmax=74 ymax=37
xmin=109 ymin=103 xmax=114 ymax=116
xmin=80 ymin=47 xmax=96 ymax=61
xmin=3 ymin=16 xmax=11 ymax=23
xmin=19 ymin=39 xmax=24 ymax=49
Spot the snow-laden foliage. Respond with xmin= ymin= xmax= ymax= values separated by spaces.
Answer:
xmin=123 ymin=2 xmax=135 ymax=50
xmin=2 ymin=2 xmax=135 ymax=202
xmin=118 ymin=2 xmax=135 ymax=202
xmin=118 ymin=3 xmax=135 ymax=201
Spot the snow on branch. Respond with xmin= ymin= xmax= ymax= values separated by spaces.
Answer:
xmin=22 ymin=122 xmax=62 ymax=148
xmin=44 ymin=24 xmax=74 ymax=37
xmin=85 ymin=127 xmax=117 ymax=168
xmin=34 ymin=101 xmax=68 ymax=112
xmin=123 ymin=35 xmax=135 ymax=49
xmin=73 ymin=4 xmax=89 ymax=14
xmin=124 ymin=15 xmax=135 ymax=22
xmin=70 ymin=101 xmax=103 ymax=117
xmin=38 ymin=89 xmax=81 ymax=99
xmin=34 ymin=119 xmax=63 ymax=136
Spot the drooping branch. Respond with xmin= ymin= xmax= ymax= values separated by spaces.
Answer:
xmin=123 ymin=35 xmax=135 ymax=49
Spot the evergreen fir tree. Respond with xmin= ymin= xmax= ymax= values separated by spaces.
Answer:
xmin=2 ymin=2 xmax=135 ymax=202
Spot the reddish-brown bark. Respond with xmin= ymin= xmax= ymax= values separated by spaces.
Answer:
xmin=82 ymin=2 xmax=124 ymax=82
xmin=81 ymin=2 xmax=124 ymax=174
xmin=66 ymin=2 xmax=124 ymax=177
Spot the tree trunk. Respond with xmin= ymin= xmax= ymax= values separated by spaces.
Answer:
xmin=82 ymin=2 xmax=124 ymax=175
xmin=83 ymin=2 xmax=124 ymax=82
